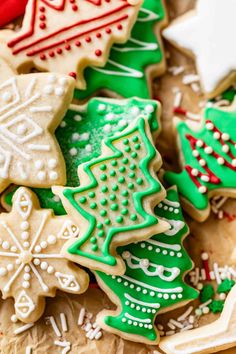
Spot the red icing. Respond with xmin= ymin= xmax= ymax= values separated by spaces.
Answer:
xmin=0 ymin=0 xmax=28 ymax=27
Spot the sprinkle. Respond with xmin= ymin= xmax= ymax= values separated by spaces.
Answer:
xmin=199 ymin=299 xmax=212 ymax=309
xmin=177 ymin=306 xmax=193 ymax=321
xmin=213 ymin=263 xmax=222 ymax=284
xmin=14 ymin=323 xmax=34 ymax=335
xmin=191 ymin=83 xmax=200 ymax=93
xmin=201 ymin=268 xmax=206 ymax=281
xmin=88 ymin=326 xmax=102 ymax=340
xmin=169 ymin=319 xmax=184 ymax=329
xmin=95 ymin=331 xmax=103 ymax=340
xmin=167 ymin=322 xmax=176 ymax=330
xmin=60 ymin=313 xmax=68 ymax=332
xmin=11 ymin=314 xmax=18 ymax=323
xmin=78 ymin=308 xmax=86 ymax=326
xmin=188 ymin=315 xmax=195 ymax=324
xmin=201 ymin=252 xmax=211 ymax=281
xmin=25 ymin=346 xmax=32 ymax=354
xmin=180 ymin=324 xmax=194 ymax=332
xmin=54 ymin=340 xmax=70 ymax=347
xmin=49 ymin=316 xmax=62 ymax=337
xmin=166 ymin=330 xmax=175 ymax=336
xmin=182 ymin=74 xmax=199 ymax=85
xmin=84 ymin=323 xmax=92 ymax=332
xmin=157 ymin=324 xmax=164 ymax=330
xmin=168 ymin=66 xmax=185 ymax=76
xmin=193 ymin=267 xmax=199 ymax=286
xmin=62 ymin=347 xmax=71 ymax=354
xmin=186 ymin=111 xmax=200 ymax=121
xmin=215 ymin=197 xmax=228 ymax=210
xmin=210 ymin=270 xmax=216 ymax=280
xmin=173 ymin=91 xmax=183 ymax=108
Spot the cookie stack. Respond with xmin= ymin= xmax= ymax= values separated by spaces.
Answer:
xmin=0 ymin=1 xmax=235 ymax=354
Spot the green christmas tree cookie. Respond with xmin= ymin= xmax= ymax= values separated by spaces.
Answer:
xmin=75 ymin=0 xmax=167 ymax=100
xmin=1 ymin=98 xmax=160 ymax=215
xmin=53 ymin=114 xmax=169 ymax=275
xmin=164 ymin=103 xmax=236 ymax=222
xmin=95 ymin=188 xmax=198 ymax=344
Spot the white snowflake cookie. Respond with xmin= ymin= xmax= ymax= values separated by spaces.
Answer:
xmin=0 ymin=59 xmax=75 ymax=193
xmin=0 ymin=187 xmax=89 ymax=323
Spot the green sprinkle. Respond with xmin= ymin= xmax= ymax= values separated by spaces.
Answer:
xmin=125 ymin=146 xmax=131 ymax=153
xmin=119 ymin=166 xmax=126 ymax=173
xmin=122 ymin=190 xmax=129 ymax=197
xmin=118 ymin=176 xmax=125 ymax=184
xmin=100 ymin=164 xmax=107 ymax=171
xmin=121 ymin=208 xmax=128 ymax=215
xmin=88 ymin=192 xmax=95 ymax=198
xmin=130 ymin=164 xmax=136 ymax=170
xmin=90 ymin=237 xmax=97 ymax=244
xmin=130 ymin=214 xmax=137 ymax=221
xmin=110 ymin=194 xmax=116 ymax=201
xmin=111 ymin=203 xmax=118 ymax=211
xmin=136 ymin=178 xmax=143 ymax=185
xmin=105 ymin=218 xmax=111 ymax=225
xmin=98 ymin=231 xmax=105 ymax=237
xmin=209 ymin=300 xmax=224 ymax=314
xmin=101 ymin=186 xmax=108 ymax=193
xmin=112 ymin=184 xmax=119 ymax=191
xmin=132 ymin=136 xmax=139 ymax=143
xmin=111 ymin=160 xmax=117 ymax=166
xmin=131 ymin=152 xmax=137 ymax=158
xmin=129 ymin=172 xmax=135 ymax=179
xmin=92 ymin=245 xmax=98 ymax=252
xmin=123 ymin=139 xmax=129 ymax=145
xmin=97 ymin=223 xmax=103 ymax=229
xmin=135 ymin=143 xmax=141 ymax=150
xmin=122 ymin=158 xmax=129 ymax=164
xmin=101 ymin=198 xmax=107 ymax=206
xmin=79 ymin=197 xmax=87 ymax=204
xmin=110 ymin=170 xmax=116 ymax=177
xmin=116 ymin=216 xmax=123 ymax=223
xmin=122 ymin=199 xmax=129 ymax=206
xmin=200 ymin=284 xmax=215 ymax=303
xmin=100 ymin=174 xmax=107 ymax=181
xmin=128 ymin=183 xmax=134 ymax=189
xmin=90 ymin=202 xmax=97 ymax=209
xmin=217 ymin=279 xmax=235 ymax=294
xmin=100 ymin=210 xmax=107 ymax=217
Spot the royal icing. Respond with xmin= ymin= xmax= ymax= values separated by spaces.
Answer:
xmin=0 ymin=187 xmax=89 ymax=323
xmin=163 ymin=0 xmax=236 ymax=95
xmin=0 ymin=70 xmax=75 ymax=193
xmin=1 ymin=0 xmax=141 ymax=88
xmin=95 ymin=188 xmax=198 ymax=344
xmin=53 ymin=114 xmax=168 ymax=275
xmin=76 ymin=0 xmax=166 ymax=99
xmin=3 ymin=98 xmax=160 ymax=214
xmin=0 ymin=0 xmax=28 ymax=27
xmin=164 ymin=103 xmax=236 ymax=221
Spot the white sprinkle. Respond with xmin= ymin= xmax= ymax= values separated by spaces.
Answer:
xmin=84 ymin=323 xmax=92 ymax=332
xmin=78 ymin=308 xmax=86 ymax=326
xmin=173 ymin=91 xmax=183 ymax=108
xmin=62 ymin=347 xmax=71 ymax=354
xmin=49 ymin=316 xmax=62 ymax=337
xmin=169 ymin=319 xmax=184 ymax=329
xmin=182 ymin=74 xmax=199 ymax=85
xmin=166 ymin=330 xmax=175 ymax=336
xmin=177 ymin=306 xmax=193 ymax=321
xmin=191 ymin=83 xmax=200 ymax=93
xmin=95 ymin=331 xmax=103 ymax=340
xmin=157 ymin=324 xmax=164 ymax=330
xmin=186 ymin=112 xmax=200 ymax=121
xmin=60 ymin=313 xmax=68 ymax=332
xmin=199 ymin=299 xmax=212 ymax=309
xmin=14 ymin=323 xmax=34 ymax=335
xmin=210 ymin=270 xmax=216 ymax=280
xmin=11 ymin=314 xmax=18 ymax=323
xmin=69 ymin=148 xmax=77 ymax=156
xmin=215 ymin=197 xmax=228 ymax=210
xmin=180 ymin=324 xmax=194 ymax=332
xmin=89 ymin=326 xmax=102 ymax=340
xmin=25 ymin=346 xmax=32 ymax=354
xmin=168 ymin=66 xmax=185 ymax=76
xmin=188 ymin=315 xmax=195 ymax=324
xmin=54 ymin=340 xmax=70 ymax=347
xmin=213 ymin=263 xmax=222 ymax=284
xmin=201 ymin=268 xmax=206 ymax=280
xmin=167 ymin=322 xmax=176 ymax=330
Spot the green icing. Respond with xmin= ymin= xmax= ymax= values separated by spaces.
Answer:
xmin=59 ymin=116 xmax=162 ymax=267
xmin=75 ymin=0 xmax=165 ymax=100
xmin=200 ymin=284 xmax=214 ymax=303
xmin=217 ymin=279 xmax=235 ymax=294
xmin=164 ymin=105 xmax=236 ymax=213
xmin=209 ymin=300 xmax=224 ymax=314
xmin=95 ymin=189 xmax=198 ymax=343
xmin=3 ymin=98 xmax=159 ymax=215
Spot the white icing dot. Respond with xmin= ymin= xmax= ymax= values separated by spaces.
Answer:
xmin=43 ymin=85 xmax=54 ymax=94
xmin=170 ymin=251 xmax=175 ymax=257
xmin=98 ymin=104 xmax=106 ymax=112
xmin=122 ymin=318 xmax=126 ymax=323
xmin=140 ymin=259 xmax=149 ymax=268
xmin=142 ymin=289 xmax=148 ymax=295
xmin=17 ymin=124 xmax=27 ymax=135
xmin=222 ymin=144 xmax=229 ymax=153
xmin=118 ymin=119 xmax=127 ymax=127
xmin=133 ymin=321 xmax=138 ymax=326
xmin=24 ymin=273 xmax=31 ymax=281
xmin=192 ymin=150 xmax=199 ymax=157
xmin=198 ymin=186 xmax=207 ymax=194
xmin=59 ymin=77 xmax=68 ymax=86
xmin=130 ymin=106 xmax=140 ymax=116
xmin=35 ymin=160 xmax=44 ymax=170
xmin=158 ymin=203 xmax=162 ymax=208
xmin=40 ymin=262 xmax=48 ymax=270
xmin=0 ymin=267 xmax=7 ymax=276
xmin=178 ymin=294 xmax=183 ymax=299
xmin=104 ymin=124 xmax=112 ymax=133
xmin=72 ymin=133 xmax=80 ymax=141
xmin=47 ymin=266 xmax=55 ymax=274
xmin=49 ymin=171 xmax=58 ymax=180
xmin=22 ymin=281 xmax=30 ymax=289
xmin=201 ymin=252 xmax=209 ymax=261
xmin=152 ymin=309 xmax=156 ymax=314
xmin=139 ymin=323 xmax=143 ymax=328
xmin=164 ymin=205 xmax=168 ymax=210
xmin=204 ymin=146 xmax=213 ymax=154
xmin=169 ymin=207 xmax=173 ymax=212
xmin=147 ymin=245 xmax=153 ymax=251
xmin=196 ymin=140 xmax=203 ymax=147
xmin=105 ymin=113 xmax=115 ymax=121
xmin=48 ymin=235 xmax=57 ymax=244
xmin=7 ymin=264 xmax=14 ymax=271
xmin=74 ymin=114 xmax=82 ymax=121
xmin=200 ymin=175 xmax=210 ymax=182
xmin=162 ymin=250 xmax=168 ymax=255
xmin=130 ymin=284 xmax=134 ymax=289
xmin=217 ymin=157 xmax=225 ymax=165
xmin=232 ymin=159 xmax=236 ymax=167
xmin=140 ymin=243 xmax=145 ymax=249
xmin=40 ymin=241 xmax=48 ymax=249
xmin=15 ymin=259 xmax=21 ymax=265
xmin=85 ymin=144 xmax=92 ymax=153
xmin=150 ymin=291 xmax=155 ymax=297
xmin=69 ymin=148 xmax=77 ymax=156
xmin=24 ymin=265 xmax=30 ymax=272
xmin=206 ymin=122 xmax=214 ymax=130
xmin=2 ymin=91 xmax=12 ymax=102
xmin=199 ymin=159 xmax=206 ymax=166
xmin=174 ymin=208 xmax=179 ymax=214
xmin=142 ymin=308 xmax=147 ymax=312
xmin=21 ymin=221 xmax=29 ymax=231
xmin=60 ymin=121 xmax=66 ymax=128
xmin=11 ymin=314 xmax=18 ymax=323
xmin=213 ymin=132 xmax=220 ymax=140
xmin=11 ymin=246 xmax=17 ymax=252
xmin=21 ymin=232 xmax=29 ymax=240
xmin=2 ymin=241 xmax=10 ymax=250
xmin=156 ymin=248 xmax=160 ymax=253
xmin=124 ymin=281 xmax=129 ymax=287
xmin=136 ymin=286 xmax=141 ymax=292
xmin=48 ymin=159 xmax=58 ymax=169
xmin=222 ymin=133 xmax=230 ymax=141
xmin=35 ymin=245 xmax=42 ymax=253
xmin=48 ymin=74 xmax=56 ymax=83
xmin=117 ymin=278 xmax=122 ymax=283
xmin=55 ymin=87 xmax=65 ymax=96
xmin=37 ymin=171 xmax=46 ymax=181
xmin=163 ymin=294 xmax=169 ymax=300
xmin=33 ymin=258 xmax=40 ymax=266
xmin=131 ymin=304 xmax=135 ymax=308
xmin=128 ymin=320 xmax=132 ymax=325
xmin=158 ymin=293 xmax=162 ymax=298
xmin=145 ymin=104 xmax=154 ymax=113
xmin=122 ymin=251 xmax=130 ymax=259
xmin=177 ymin=252 xmax=182 ymax=258
xmin=171 ymin=294 xmax=176 ymax=300
xmin=23 ymin=241 xmax=30 ymax=248
xmin=191 ymin=168 xmax=198 ymax=176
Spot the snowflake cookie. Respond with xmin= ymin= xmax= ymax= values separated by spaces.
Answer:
xmin=0 ymin=0 xmax=142 ymax=89
xmin=0 ymin=59 xmax=75 ymax=193
xmin=0 ymin=187 xmax=89 ymax=323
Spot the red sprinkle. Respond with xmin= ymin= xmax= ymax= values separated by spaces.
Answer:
xmin=69 ymin=72 xmax=77 ymax=79
xmin=173 ymin=107 xmax=187 ymax=116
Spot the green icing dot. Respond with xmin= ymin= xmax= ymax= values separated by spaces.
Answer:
xmin=90 ymin=237 xmax=97 ymax=244
xmin=122 ymin=158 xmax=129 ymax=164
xmin=100 ymin=174 xmax=107 ymax=181
xmin=101 ymin=198 xmax=107 ymax=206
xmin=123 ymin=139 xmax=129 ymax=145
xmin=98 ymin=230 xmax=105 ymax=237
xmin=119 ymin=166 xmax=126 ymax=173
xmin=132 ymin=136 xmax=139 ymax=143
xmin=100 ymin=210 xmax=107 ymax=217
xmin=90 ymin=202 xmax=97 ymax=209
xmin=97 ymin=223 xmax=103 ymax=229
xmin=209 ymin=300 xmax=224 ymax=313
xmin=110 ymin=170 xmax=116 ymax=177
xmin=111 ymin=203 xmax=118 ymax=211
xmin=92 ymin=245 xmax=98 ymax=252
xmin=121 ymin=208 xmax=128 ymax=215
xmin=110 ymin=194 xmax=116 ymax=201
xmin=136 ymin=178 xmax=143 ymax=185
xmin=129 ymin=172 xmax=135 ymax=178
xmin=135 ymin=143 xmax=141 ymax=150
xmin=116 ymin=216 xmax=123 ymax=223
xmin=131 ymin=152 xmax=137 ymax=158
xmin=130 ymin=164 xmax=136 ymax=170
xmin=200 ymin=284 xmax=215 ymax=303
xmin=118 ymin=176 xmax=125 ymax=184
xmin=88 ymin=192 xmax=95 ymax=198
xmin=122 ymin=199 xmax=129 ymax=206
xmin=125 ymin=146 xmax=131 ymax=153
xmin=79 ymin=197 xmax=87 ymax=204
xmin=105 ymin=218 xmax=111 ymax=225
xmin=122 ymin=190 xmax=129 ymax=197
xmin=111 ymin=160 xmax=117 ymax=167
xmin=100 ymin=164 xmax=107 ymax=171
xmin=112 ymin=184 xmax=119 ymax=191
xmin=101 ymin=186 xmax=108 ymax=193
xmin=130 ymin=214 xmax=137 ymax=221
xmin=217 ymin=279 xmax=235 ymax=294
xmin=128 ymin=183 xmax=134 ymax=189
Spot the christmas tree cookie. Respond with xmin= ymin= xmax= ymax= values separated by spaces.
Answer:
xmin=0 ymin=0 xmax=142 ymax=89
xmin=164 ymin=102 xmax=236 ymax=222
xmin=0 ymin=59 xmax=75 ymax=194
xmin=95 ymin=188 xmax=198 ymax=344
xmin=53 ymin=113 xmax=169 ymax=275
xmin=2 ymin=98 xmax=161 ymax=215
xmin=76 ymin=0 xmax=167 ymax=100
xmin=0 ymin=187 xmax=89 ymax=323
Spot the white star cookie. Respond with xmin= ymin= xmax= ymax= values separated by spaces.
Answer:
xmin=0 ymin=187 xmax=89 ymax=323
xmin=163 ymin=0 xmax=236 ymax=97
xmin=0 ymin=60 xmax=75 ymax=193
xmin=160 ymin=284 xmax=236 ymax=354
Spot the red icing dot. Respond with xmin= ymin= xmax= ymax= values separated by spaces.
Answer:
xmin=49 ymin=51 xmax=55 ymax=57
xmin=69 ymin=0 xmax=75 ymax=2
xmin=39 ymin=23 xmax=46 ymax=29
xmin=69 ymin=72 xmax=77 ymax=79
xmin=96 ymin=33 xmax=102 ymax=38
xmin=72 ymin=4 xmax=78 ymax=11
xmin=75 ymin=41 xmax=81 ymax=47
xmin=65 ymin=44 xmax=71 ymax=50
xmin=106 ymin=28 xmax=111 ymax=34
xmin=39 ymin=6 xmax=45 ymax=12
xmin=57 ymin=48 xmax=62 ymax=54
xmin=117 ymin=24 xmax=123 ymax=30
xmin=39 ymin=15 xmax=46 ymax=21
xmin=40 ymin=54 xmax=46 ymax=60
xmin=85 ymin=37 xmax=91 ymax=43
xmin=95 ymin=49 xmax=102 ymax=56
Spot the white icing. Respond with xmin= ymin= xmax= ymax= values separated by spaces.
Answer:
xmin=124 ymin=293 xmax=160 ymax=309
xmin=163 ymin=0 xmax=236 ymax=93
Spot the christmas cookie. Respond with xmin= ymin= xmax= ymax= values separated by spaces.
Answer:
xmin=160 ymin=284 xmax=236 ymax=354
xmin=0 ymin=0 xmax=28 ymax=27
xmin=2 ymin=98 xmax=161 ymax=215
xmin=95 ymin=188 xmax=198 ymax=345
xmin=0 ymin=187 xmax=89 ymax=323
xmin=164 ymin=102 xmax=236 ymax=222
xmin=76 ymin=0 xmax=167 ymax=100
xmin=163 ymin=0 xmax=236 ymax=98
xmin=0 ymin=59 xmax=75 ymax=194
xmin=0 ymin=0 xmax=142 ymax=89
xmin=53 ymin=112 xmax=169 ymax=275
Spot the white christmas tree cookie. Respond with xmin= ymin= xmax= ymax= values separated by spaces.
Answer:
xmin=0 ymin=0 xmax=142 ymax=89
xmin=0 ymin=60 xmax=75 ymax=193
xmin=0 ymin=187 xmax=89 ymax=323
xmin=163 ymin=0 xmax=236 ymax=98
